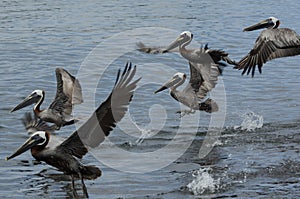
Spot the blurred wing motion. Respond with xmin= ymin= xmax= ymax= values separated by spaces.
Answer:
xmin=136 ymin=41 xmax=179 ymax=54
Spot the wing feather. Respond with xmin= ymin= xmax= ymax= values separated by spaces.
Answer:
xmin=58 ymin=62 xmax=140 ymax=157
xmin=49 ymin=68 xmax=83 ymax=115
xmin=236 ymin=28 xmax=300 ymax=77
xmin=188 ymin=62 xmax=203 ymax=92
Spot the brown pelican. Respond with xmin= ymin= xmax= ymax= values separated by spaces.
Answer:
xmin=235 ymin=17 xmax=300 ymax=77
xmin=138 ymin=31 xmax=237 ymax=66
xmin=162 ymin=31 xmax=237 ymax=68
xmin=137 ymin=31 xmax=236 ymax=112
xmin=6 ymin=63 xmax=141 ymax=198
xmin=10 ymin=68 xmax=83 ymax=129
xmin=154 ymin=62 xmax=219 ymax=116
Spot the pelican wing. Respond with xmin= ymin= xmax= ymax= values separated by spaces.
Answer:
xmin=49 ymin=68 xmax=83 ymax=116
xmin=56 ymin=131 xmax=88 ymax=159
xmin=192 ymin=62 xmax=222 ymax=99
xmin=188 ymin=62 xmax=203 ymax=92
xmin=207 ymin=48 xmax=237 ymax=66
xmin=136 ymin=42 xmax=179 ymax=54
xmin=22 ymin=112 xmax=55 ymax=134
xmin=58 ymin=63 xmax=140 ymax=158
xmin=236 ymin=28 xmax=300 ymax=77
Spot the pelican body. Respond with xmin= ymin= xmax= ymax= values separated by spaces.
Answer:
xmin=235 ymin=17 xmax=300 ymax=77
xmin=11 ymin=68 xmax=83 ymax=129
xmin=154 ymin=63 xmax=219 ymax=115
xmin=138 ymin=31 xmax=236 ymax=100
xmin=6 ymin=63 xmax=141 ymax=198
xmin=138 ymin=31 xmax=235 ymax=114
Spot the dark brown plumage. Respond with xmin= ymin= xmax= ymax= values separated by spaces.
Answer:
xmin=235 ymin=17 xmax=300 ymax=77
xmin=6 ymin=63 xmax=140 ymax=198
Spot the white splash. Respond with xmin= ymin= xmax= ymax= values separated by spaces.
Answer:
xmin=187 ymin=168 xmax=221 ymax=195
xmin=234 ymin=110 xmax=263 ymax=131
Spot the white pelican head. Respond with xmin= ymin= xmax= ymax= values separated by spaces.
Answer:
xmin=243 ymin=17 xmax=280 ymax=31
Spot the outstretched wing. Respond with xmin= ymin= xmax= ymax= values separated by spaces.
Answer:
xmin=49 ymin=68 xmax=83 ymax=115
xmin=57 ymin=63 xmax=140 ymax=158
xmin=136 ymin=42 xmax=179 ymax=54
xmin=235 ymin=28 xmax=300 ymax=77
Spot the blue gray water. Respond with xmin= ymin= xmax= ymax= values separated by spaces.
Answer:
xmin=1 ymin=0 xmax=300 ymax=198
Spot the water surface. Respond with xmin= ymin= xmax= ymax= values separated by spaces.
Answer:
xmin=0 ymin=0 xmax=300 ymax=198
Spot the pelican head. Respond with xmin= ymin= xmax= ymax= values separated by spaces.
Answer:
xmin=163 ymin=31 xmax=193 ymax=52
xmin=243 ymin=17 xmax=280 ymax=32
xmin=5 ymin=131 xmax=49 ymax=160
xmin=10 ymin=90 xmax=44 ymax=112
xmin=154 ymin=72 xmax=186 ymax=93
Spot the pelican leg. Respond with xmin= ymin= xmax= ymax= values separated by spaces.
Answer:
xmin=71 ymin=175 xmax=79 ymax=198
xmin=79 ymin=172 xmax=89 ymax=198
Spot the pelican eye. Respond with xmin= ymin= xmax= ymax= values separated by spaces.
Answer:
xmin=31 ymin=131 xmax=47 ymax=145
xmin=32 ymin=134 xmax=43 ymax=140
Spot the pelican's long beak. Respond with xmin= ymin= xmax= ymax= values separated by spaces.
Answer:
xmin=5 ymin=134 xmax=44 ymax=160
xmin=243 ymin=18 xmax=274 ymax=31
xmin=163 ymin=35 xmax=184 ymax=53
xmin=10 ymin=93 xmax=40 ymax=112
xmin=154 ymin=76 xmax=179 ymax=94
xmin=154 ymin=85 xmax=168 ymax=94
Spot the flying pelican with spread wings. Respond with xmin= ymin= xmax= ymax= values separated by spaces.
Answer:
xmin=154 ymin=62 xmax=219 ymax=116
xmin=235 ymin=17 xmax=300 ymax=77
xmin=138 ymin=31 xmax=236 ymax=114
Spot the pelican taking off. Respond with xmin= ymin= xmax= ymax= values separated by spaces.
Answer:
xmin=138 ymin=31 xmax=235 ymax=115
xmin=155 ymin=62 xmax=219 ymax=116
xmin=235 ymin=17 xmax=300 ymax=77
xmin=10 ymin=68 xmax=83 ymax=129
xmin=6 ymin=63 xmax=141 ymax=198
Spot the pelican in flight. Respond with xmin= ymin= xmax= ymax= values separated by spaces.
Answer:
xmin=154 ymin=62 xmax=219 ymax=116
xmin=162 ymin=31 xmax=236 ymax=100
xmin=6 ymin=63 xmax=141 ymax=198
xmin=235 ymin=17 xmax=300 ymax=77
xmin=10 ymin=68 xmax=83 ymax=129
xmin=138 ymin=31 xmax=236 ymax=115
xmin=138 ymin=31 xmax=237 ymax=67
